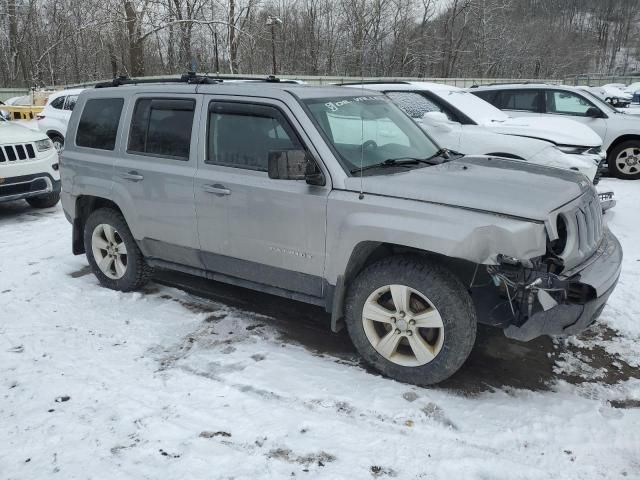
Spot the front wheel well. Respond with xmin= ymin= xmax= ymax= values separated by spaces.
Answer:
xmin=330 ymin=242 xmax=477 ymax=331
xmin=72 ymin=196 xmax=123 ymax=254
xmin=607 ymin=135 xmax=640 ymax=157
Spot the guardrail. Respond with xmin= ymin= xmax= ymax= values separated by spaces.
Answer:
xmin=1 ymin=105 xmax=44 ymax=120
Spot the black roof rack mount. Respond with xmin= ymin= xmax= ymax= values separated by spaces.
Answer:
xmin=94 ymin=72 xmax=291 ymax=88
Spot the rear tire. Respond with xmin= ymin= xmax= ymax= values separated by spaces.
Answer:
xmin=83 ymin=208 xmax=152 ymax=291
xmin=344 ymin=255 xmax=477 ymax=386
xmin=607 ymin=140 xmax=640 ymax=180
xmin=26 ymin=192 xmax=60 ymax=208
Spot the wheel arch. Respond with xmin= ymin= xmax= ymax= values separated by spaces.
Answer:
xmin=329 ymin=241 xmax=478 ymax=332
xmin=607 ymin=134 xmax=640 ymax=157
xmin=72 ymin=195 xmax=124 ymax=255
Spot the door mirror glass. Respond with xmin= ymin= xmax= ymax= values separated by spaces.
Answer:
xmin=586 ymin=106 xmax=602 ymax=118
xmin=268 ymin=149 xmax=324 ymax=185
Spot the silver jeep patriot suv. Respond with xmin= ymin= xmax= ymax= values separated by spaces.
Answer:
xmin=60 ymin=74 xmax=622 ymax=385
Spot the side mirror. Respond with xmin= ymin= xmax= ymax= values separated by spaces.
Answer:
xmin=585 ymin=106 xmax=603 ymax=118
xmin=421 ymin=111 xmax=456 ymax=132
xmin=268 ymin=149 xmax=325 ymax=186
xmin=422 ymin=111 xmax=449 ymax=123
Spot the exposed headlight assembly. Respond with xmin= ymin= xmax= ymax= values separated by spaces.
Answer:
xmin=555 ymin=145 xmax=589 ymax=155
xmin=35 ymin=138 xmax=53 ymax=152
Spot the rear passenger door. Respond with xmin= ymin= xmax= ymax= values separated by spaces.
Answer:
xmin=113 ymin=94 xmax=202 ymax=268
xmin=194 ymin=98 xmax=330 ymax=298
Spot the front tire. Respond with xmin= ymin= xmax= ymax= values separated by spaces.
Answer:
xmin=608 ymin=141 xmax=640 ymax=180
xmin=26 ymin=192 xmax=60 ymax=208
xmin=344 ymin=255 xmax=477 ymax=386
xmin=83 ymin=208 xmax=152 ymax=291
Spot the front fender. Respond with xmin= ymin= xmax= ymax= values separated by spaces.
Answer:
xmin=324 ymin=190 xmax=547 ymax=284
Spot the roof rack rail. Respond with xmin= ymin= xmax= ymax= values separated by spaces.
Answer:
xmin=469 ymin=81 xmax=549 ymax=88
xmin=334 ymin=80 xmax=412 ymax=86
xmin=94 ymin=72 xmax=294 ymax=88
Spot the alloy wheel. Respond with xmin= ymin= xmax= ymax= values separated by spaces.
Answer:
xmin=361 ymin=284 xmax=444 ymax=367
xmin=616 ymin=147 xmax=640 ymax=176
xmin=91 ymin=223 xmax=128 ymax=280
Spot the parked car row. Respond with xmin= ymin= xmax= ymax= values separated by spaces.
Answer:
xmin=43 ymin=73 xmax=622 ymax=387
xmin=471 ymin=83 xmax=640 ymax=180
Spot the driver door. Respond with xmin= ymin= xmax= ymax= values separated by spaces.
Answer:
xmin=194 ymin=98 xmax=330 ymax=298
xmin=542 ymin=90 xmax=608 ymax=139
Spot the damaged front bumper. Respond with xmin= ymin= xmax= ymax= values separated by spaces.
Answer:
xmin=502 ymin=229 xmax=622 ymax=342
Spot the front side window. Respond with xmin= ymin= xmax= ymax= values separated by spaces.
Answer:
xmin=207 ymin=102 xmax=301 ymax=171
xmin=304 ymin=96 xmax=439 ymax=174
xmin=128 ymin=98 xmax=195 ymax=160
xmin=64 ymin=95 xmax=78 ymax=111
xmin=546 ymin=91 xmax=595 ymax=116
xmin=50 ymin=96 xmax=66 ymax=109
xmin=498 ymin=90 xmax=541 ymax=112
xmin=76 ymin=98 xmax=124 ymax=150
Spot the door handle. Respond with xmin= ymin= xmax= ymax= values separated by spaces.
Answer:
xmin=202 ymin=184 xmax=231 ymax=196
xmin=119 ymin=171 xmax=144 ymax=182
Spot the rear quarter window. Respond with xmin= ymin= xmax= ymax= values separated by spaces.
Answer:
xmin=76 ymin=98 xmax=124 ymax=150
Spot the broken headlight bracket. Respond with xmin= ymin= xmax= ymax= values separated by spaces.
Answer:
xmin=487 ymin=255 xmax=569 ymax=326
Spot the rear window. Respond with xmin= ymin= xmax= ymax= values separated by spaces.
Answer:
xmin=128 ymin=98 xmax=195 ymax=160
xmin=76 ymin=98 xmax=124 ymax=150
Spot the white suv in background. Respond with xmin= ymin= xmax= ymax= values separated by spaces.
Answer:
xmin=36 ymin=88 xmax=85 ymax=151
xmin=0 ymin=116 xmax=61 ymax=208
xmin=471 ymin=84 xmax=640 ymax=180
xmin=343 ymin=82 xmax=605 ymax=183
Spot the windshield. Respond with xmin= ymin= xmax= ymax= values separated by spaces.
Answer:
xmin=304 ymin=96 xmax=440 ymax=174
xmin=436 ymin=89 xmax=508 ymax=123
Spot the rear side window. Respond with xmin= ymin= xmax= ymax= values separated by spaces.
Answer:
xmin=471 ymin=90 xmax=500 ymax=105
xmin=207 ymin=102 xmax=301 ymax=171
xmin=50 ymin=96 xmax=66 ymax=109
xmin=497 ymin=90 xmax=541 ymax=112
xmin=128 ymin=98 xmax=195 ymax=160
xmin=76 ymin=98 xmax=124 ymax=150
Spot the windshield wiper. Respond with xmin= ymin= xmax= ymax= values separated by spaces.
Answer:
xmin=425 ymin=148 xmax=453 ymax=163
xmin=349 ymin=157 xmax=434 ymax=174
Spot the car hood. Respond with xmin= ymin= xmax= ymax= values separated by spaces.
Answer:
xmin=0 ymin=121 xmax=47 ymax=143
xmin=344 ymin=156 xmax=591 ymax=222
xmin=481 ymin=116 xmax=602 ymax=147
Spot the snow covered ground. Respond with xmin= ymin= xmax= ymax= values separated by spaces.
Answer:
xmin=1 ymin=178 xmax=639 ymax=479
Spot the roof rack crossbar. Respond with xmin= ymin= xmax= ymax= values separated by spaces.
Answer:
xmin=94 ymin=72 xmax=291 ymax=88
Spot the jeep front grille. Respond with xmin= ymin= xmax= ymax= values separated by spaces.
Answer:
xmin=0 ymin=143 xmax=36 ymax=163
xmin=556 ymin=190 xmax=604 ymax=270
